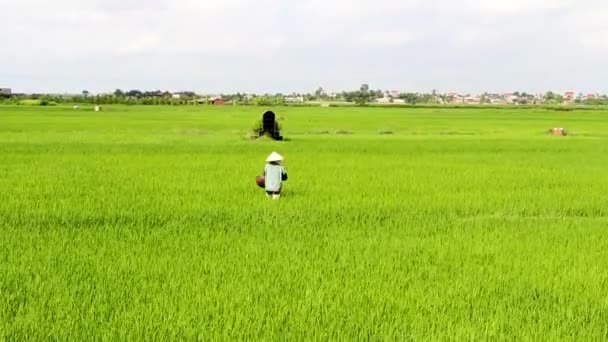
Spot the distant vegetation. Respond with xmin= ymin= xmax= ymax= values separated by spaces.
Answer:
xmin=2 ymin=86 xmax=608 ymax=107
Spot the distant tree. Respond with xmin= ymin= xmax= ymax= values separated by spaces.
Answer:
xmin=252 ymin=95 xmax=284 ymax=106
xmin=420 ymin=93 xmax=435 ymax=103
xmin=341 ymin=91 xmax=350 ymax=101
xmin=352 ymin=84 xmax=371 ymax=106
xmin=114 ymin=89 xmax=124 ymax=97
xmin=544 ymin=91 xmax=557 ymax=103
xmin=82 ymin=90 xmax=90 ymax=97
xmin=354 ymin=91 xmax=369 ymax=106
xmin=126 ymin=90 xmax=143 ymax=98
xmin=399 ymin=93 xmax=420 ymax=104
xmin=545 ymin=92 xmax=564 ymax=105
xmin=315 ymin=87 xmax=325 ymax=99
xmin=142 ymin=90 xmax=162 ymax=98
xmin=480 ymin=92 xmax=489 ymax=104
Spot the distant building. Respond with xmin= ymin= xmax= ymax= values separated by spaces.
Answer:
xmin=211 ymin=99 xmax=225 ymax=105
xmin=209 ymin=96 xmax=225 ymax=105
xmin=485 ymin=93 xmax=503 ymax=104
xmin=446 ymin=93 xmax=463 ymax=104
xmin=389 ymin=90 xmax=400 ymax=98
xmin=196 ymin=96 xmax=225 ymax=105
xmin=502 ymin=93 xmax=518 ymax=104
xmin=464 ymin=95 xmax=481 ymax=104
xmin=284 ymin=96 xmax=304 ymax=103
xmin=563 ymin=92 xmax=575 ymax=104
xmin=0 ymin=88 xmax=11 ymax=95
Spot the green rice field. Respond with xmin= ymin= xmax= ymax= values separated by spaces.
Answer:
xmin=1 ymin=105 xmax=608 ymax=339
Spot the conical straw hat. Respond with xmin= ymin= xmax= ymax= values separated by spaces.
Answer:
xmin=266 ymin=151 xmax=284 ymax=162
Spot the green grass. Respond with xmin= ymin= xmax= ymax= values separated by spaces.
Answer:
xmin=15 ymin=99 xmax=42 ymax=106
xmin=1 ymin=105 xmax=608 ymax=340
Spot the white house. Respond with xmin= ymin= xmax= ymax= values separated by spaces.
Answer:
xmin=284 ymin=96 xmax=304 ymax=103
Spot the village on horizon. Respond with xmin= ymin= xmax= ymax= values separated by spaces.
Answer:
xmin=1 ymin=86 xmax=606 ymax=106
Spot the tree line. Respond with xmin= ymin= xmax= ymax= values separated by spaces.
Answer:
xmin=3 ymin=86 xmax=608 ymax=106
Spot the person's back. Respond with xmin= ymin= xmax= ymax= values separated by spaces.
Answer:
xmin=263 ymin=152 xmax=287 ymax=199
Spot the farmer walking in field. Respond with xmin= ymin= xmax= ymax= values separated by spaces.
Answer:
xmin=264 ymin=152 xmax=288 ymax=200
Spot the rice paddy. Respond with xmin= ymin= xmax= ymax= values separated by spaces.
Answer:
xmin=1 ymin=105 xmax=608 ymax=340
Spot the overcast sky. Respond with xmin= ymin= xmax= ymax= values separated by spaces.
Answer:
xmin=1 ymin=0 xmax=607 ymax=94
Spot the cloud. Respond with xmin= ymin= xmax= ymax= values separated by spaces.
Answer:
xmin=465 ymin=0 xmax=575 ymax=13
xmin=301 ymin=0 xmax=428 ymax=16
xmin=579 ymin=32 xmax=608 ymax=50
xmin=359 ymin=31 xmax=419 ymax=48
xmin=1 ymin=0 xmax=607 ymax=93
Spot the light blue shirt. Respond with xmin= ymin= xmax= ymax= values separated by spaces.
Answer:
xmin=264 ymin=164 xmax=287 ymax=192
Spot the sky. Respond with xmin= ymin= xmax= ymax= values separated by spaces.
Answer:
xmin=1 ymin=0 xmax=607 ymax=94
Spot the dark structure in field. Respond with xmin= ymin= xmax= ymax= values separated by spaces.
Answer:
xmin=255 ymin=111 xmax=283 ymax=140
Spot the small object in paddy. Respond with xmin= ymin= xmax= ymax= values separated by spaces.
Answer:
xmin=549 ymin=127 xmax=567 ymax=136
xmin=256 ymin=176 xmax=265 ymax=188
